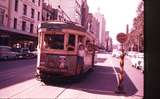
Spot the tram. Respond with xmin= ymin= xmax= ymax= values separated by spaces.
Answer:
xmin=36 ymin=21 xmax=97 ymax=82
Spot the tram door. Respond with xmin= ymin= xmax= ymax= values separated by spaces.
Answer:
xmin=84 ymin=39 xmax=94 ymax=71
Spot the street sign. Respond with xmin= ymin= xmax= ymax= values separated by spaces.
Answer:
xmin=116 ymin=33 xmax=128 ymax=43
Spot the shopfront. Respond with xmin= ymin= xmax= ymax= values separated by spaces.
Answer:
xmin=0 ymin=28 xmax=37 ymax=51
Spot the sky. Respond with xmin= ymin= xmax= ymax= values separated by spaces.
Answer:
xmin=87 ymin=0 xmax=140 ymax=45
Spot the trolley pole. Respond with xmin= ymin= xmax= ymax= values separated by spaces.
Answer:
xmin=116 ymin=33 xmax=128 ymax=94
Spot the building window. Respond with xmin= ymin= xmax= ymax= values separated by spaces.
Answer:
xmin=38 ymin=0 xmax=41 ymax=6
xmin=30 ymin=23 xmax=34 ymax=33
xmin=0 ymin=8 xmax=5 ymax=25
xmin=32 ymin=0 xmax=35 ymax=3
xmin=14 ymin=0 xmax=18 ymax=12
xmin=31 ymin=8 xmax=35 ymax=18
xmin=23 ymin=4 xmax=27 ymax=15
xmin=13 ymin=18 xmax=17 ymax=29
xmin=38 ymin=12 xmax=40 ymax=21
xmin=22 ymin=21 xmax=26 ymax=31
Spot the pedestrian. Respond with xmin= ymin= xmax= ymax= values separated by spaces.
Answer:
xmin=77 ymin=44 xmax=85 ymax=70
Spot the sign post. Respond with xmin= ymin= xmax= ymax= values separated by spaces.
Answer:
xmin=116 ymin=32 xmax=128 ymax=94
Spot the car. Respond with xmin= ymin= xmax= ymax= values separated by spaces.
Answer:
xmin=14 ymin=48 xmax=35 ymax=59
xmin=136 ymin=53 xmax=144 ymax=73
xmin=127 ymin=51 xmax=138 ymax=57
xmin=0 ymin=46 xmax=19 ymax=60
xmin=30 ymin=50 xmax=37 ymax=58
xmin=112 ymin=49 xmax=122 ymax=58
xmin=131 ymin=53 xmax=144 ymax=72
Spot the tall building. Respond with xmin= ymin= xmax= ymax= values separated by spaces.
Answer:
xmin=104 ymin=31 xmax=109 ymax=50
xmin=94 ymin=8 xmax=106 ymax=46
xmin=108 ymin=37 xmax=113 ymax=51
xmin=0 ymin=0 xmax=42 ymax=50
xmin=87 ymin=13 xmax=99 ymax=44
xmin=48 ymin=0 xmax=83 ymax=25
xmin=81 ymin=0 xmax=89 ymax=28
xmin=42 ymin=2 xmax=60 ymax=21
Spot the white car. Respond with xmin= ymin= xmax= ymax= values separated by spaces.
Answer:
xmin=127 ymin=51 xmax=138 ymax=57
xmin=131 ymin=53 xmax=144 ymax=73
xmin=0 ymin=46 xmax=19 ymax=60
xmin=112 ymin=50 xmax=122 ymax=58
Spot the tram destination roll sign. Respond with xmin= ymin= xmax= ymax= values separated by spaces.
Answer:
xmin=116 ymin=33 xmax=128 ymax=43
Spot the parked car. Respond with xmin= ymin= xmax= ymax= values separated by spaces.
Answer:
xmin=131 ymin=53 xmax=144 ymax=72
xmin=112 ymin=49 xmax=122 ymax=58
xmin=127 ymin=51 xmax=138 ymax=57
xmin=13 ymin=48 xmax=35 ymax=59
xmin=30 ymin=50 xmax=37 ymax=57
xmin=0 ymin=46 xmax=19 ymax=60
xmin=137 ymin=53 xmax=144 ymax=73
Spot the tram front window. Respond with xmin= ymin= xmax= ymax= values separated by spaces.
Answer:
xmin=67 ymin=34 xmax=75 ymax=51
xmin=44 ymin=34 xmax=64 ymax=49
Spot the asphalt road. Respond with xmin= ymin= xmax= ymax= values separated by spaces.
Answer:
xmin=0 ymin=53 xmax=143 ymax=98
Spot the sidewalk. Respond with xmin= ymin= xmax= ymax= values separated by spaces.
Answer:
xmin=93 ymin=53 xmax=143 ymax=99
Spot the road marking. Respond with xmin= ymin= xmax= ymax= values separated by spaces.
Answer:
xmin=110 ymin=57 xmax=119 ymax=86
xmin=71 ymin=87 xmax=116 ymax=95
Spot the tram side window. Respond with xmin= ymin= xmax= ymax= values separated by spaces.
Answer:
xmin=67 ymin=34 xmax=75 ymax=51
xmin=44 ymin=34 xmax=64 ymax=49
xmin=86 ymin=40 xmax=93 ymax=51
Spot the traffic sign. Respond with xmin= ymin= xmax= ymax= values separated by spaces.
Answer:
xmin=116 ymin=33 xmax=128 ymax=43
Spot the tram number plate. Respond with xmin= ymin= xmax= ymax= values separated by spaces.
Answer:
xmin=53 ymin=69 xmax=67 ymax=72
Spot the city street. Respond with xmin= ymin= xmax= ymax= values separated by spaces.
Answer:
xmin=0 ymin=53 xmax=143 ymax=99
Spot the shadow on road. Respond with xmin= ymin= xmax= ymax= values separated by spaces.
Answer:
xmin=0 ymin=59 xmax=36 ymax=89
xmin=70 ymin=65 xmax=138 ymax=96
xmin=52 ymin=65 xmax=138 ymax=97
xmin=45 ymin=65 xmax=138 ymax=96
xmin=0 ymin=59 xmax=138 ymax=97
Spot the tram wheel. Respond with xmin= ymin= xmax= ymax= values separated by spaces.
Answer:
xmin=78 ymin=68 xmax=85 ymax=79
xmin=89 ymin=67 xmax=94 ymax=72
xmin=39 ymin=72 xmax=49 ymax=83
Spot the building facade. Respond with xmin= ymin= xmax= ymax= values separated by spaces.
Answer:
xmin=42 ymin=2 xmax=59 ymax=21
xmin=87 ymin=13 xmax=99 ymax=44
xmin=0 ymin=0 xmax=42 ymax=50
xmin=94 ymin=8 xmax=106 ymax=46
xmin=49 ymin=0 xmax=83 ymax=25
xmin=81 ymin=0 xmax=89 ymax=28
xmin=104 ymin=31 xmax=109 ymax=50
xmin=108 ymin=37 xmax=113 ymax=51
xmin=0 ymin=0 xmax=9 ymax=27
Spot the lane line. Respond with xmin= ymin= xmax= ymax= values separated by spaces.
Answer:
xmin=110 ymin=56 xmax=119 ymax=86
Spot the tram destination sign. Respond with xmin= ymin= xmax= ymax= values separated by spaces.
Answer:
xmin=116 ymin=33 xmax=128 ymax=43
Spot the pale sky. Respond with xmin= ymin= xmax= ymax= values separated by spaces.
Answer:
xmin=87 ymin=0 xmax=140 ymax=45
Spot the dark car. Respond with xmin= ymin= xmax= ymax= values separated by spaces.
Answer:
xmin=13 ymin=48 xmax=35 ymax=59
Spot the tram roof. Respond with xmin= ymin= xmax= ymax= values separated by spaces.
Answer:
xmin=40 ymin=21 xmax=86 ymax=32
